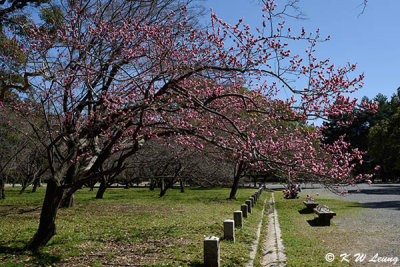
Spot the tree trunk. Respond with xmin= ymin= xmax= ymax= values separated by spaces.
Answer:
xmin=32 ymin=177 xmax=40 ymax=193
xmin=159 ymin=187 xmax=168 ymax=197
xmin=229 ymin=175 xmax=240 ymax=199
xmin=60 ymin=191 xmax=75 ymax=208
xmin=20 ymin=180 xmax=28 ymax=194
xmin=179 ymin=178 xmax=185 ymax=193
xmin=88 ymin=180 xmax=96 ymax=191
xmin=96 ymin=180 xmax=108 ymax=199
xmin=160 ymin=179 xmax=173 ymax=197
xmin=0 ymin=177 xmax=5 ymax=199
xmin=25 ymin=180 xmax=64 ymax=251
xmin=149 ymin=179 xmax=155 ymax=191
xmin=19 ymin=187 xmax=26 ymax=194
xmin=160 ymin=178 xmax=165 ymax=194
xmin=229 ymin=161 xmax=244 ymax=200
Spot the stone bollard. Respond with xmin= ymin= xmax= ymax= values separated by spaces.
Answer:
xmin=233 ymin=210 xmax=243 ymax=227
xmin=250 ymin=197 xmax=255 ymax=207
xmin=224 ymin=220 xmax=235 ymax=242
xmin=241 ymin=204 xmax=248 ymax=218
xmin=204 ymin=236 xmax=220 ymax=267
xmin=245 ymin=200 xmax=252 ymax=213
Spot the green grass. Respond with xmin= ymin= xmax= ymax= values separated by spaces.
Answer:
xmin=0 ymin=187 xmax=269 ymax=266
xmin=274 ymin=191 xmax=363 ymax=267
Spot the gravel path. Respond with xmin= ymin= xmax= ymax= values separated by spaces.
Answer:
xmin=302 ymin=184 xmax=400 ymax=265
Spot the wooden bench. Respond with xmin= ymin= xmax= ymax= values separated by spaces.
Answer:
xmin=303 ymin=200 xmax=318 ymax=213
xmin=314 ymin=205 xmax=336 ymax=226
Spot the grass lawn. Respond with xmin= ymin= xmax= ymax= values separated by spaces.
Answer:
xmin=0 ymin=187 xmax=269 ymax=266
xmin=274 ymin=191 xmax=364 ymax=266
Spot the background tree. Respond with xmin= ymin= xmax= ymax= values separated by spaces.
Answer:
xmin=322 ymin=89 xmax=399 ymax=182
xmin=0 ymin=108 xmax=32 ymax=199
xmin=0 ymin=0 xmax=52 ymax=100
xmin=368 ymin=89 xmax=400 ymax=182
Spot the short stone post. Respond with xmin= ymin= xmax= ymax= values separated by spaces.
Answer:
xmin=241 ymin=204 xmax=248 ymax=218
xmin=245 ymin=200 xmax=252 ymax=213
xmin=250 ymin=197 xmax=255 ymax=207
xmin=204 ymin=236 xmax=220 ymax=267
xmin=233 ymin=210 xmax=243 ymax=227
xmin=224 ymin=220 xmax=235 ymax=241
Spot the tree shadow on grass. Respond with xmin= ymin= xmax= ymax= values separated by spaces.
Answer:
xmin=0 ymin=245 xmax=25 ymax=255
xmin=188 ymin=259 xmax=203 ymax=266
xmin=190 ymin=187 xmax=218 ymax=191
xmin=30 ymin=251 xmax=62 ymax=266
xmin=0 ymin=244 xmax=62 ymax=266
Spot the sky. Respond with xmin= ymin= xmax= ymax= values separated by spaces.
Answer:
xmin=202 ymin=0 xmax=400 ymax=101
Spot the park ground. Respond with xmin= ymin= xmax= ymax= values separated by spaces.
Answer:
xmin=1 ymin=184 xmax=399 ymax=266
xmin=0 ymin=187 xmax=267 ymax=266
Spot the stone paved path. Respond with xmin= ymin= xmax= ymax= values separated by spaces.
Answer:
xmin=261 ymin=192 xmax=286 ymax=267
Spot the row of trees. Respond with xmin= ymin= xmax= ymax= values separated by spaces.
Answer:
xmin=323 ymin=89 xmax=400 ymax=182
xmin=0 ymin=121 xmax=264 ymax=200
xmin=1 ymin=0 xmax=374 ymax=251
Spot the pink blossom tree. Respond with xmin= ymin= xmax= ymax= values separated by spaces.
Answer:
xmin=0 ymin=0 xmax=375 ymax=251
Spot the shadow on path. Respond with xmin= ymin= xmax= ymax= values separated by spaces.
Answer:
xmin=348 ymin=185 xmax=400 ymax=196
xmin=360 ymin=200 xmax=400 ymax=210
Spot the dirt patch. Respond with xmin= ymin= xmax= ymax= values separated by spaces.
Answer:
xmin=59 ymin=238 xmax=186 ymax=266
